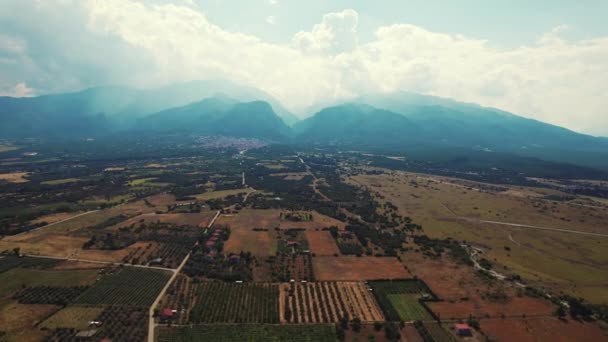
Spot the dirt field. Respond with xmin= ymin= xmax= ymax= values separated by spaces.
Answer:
xmin=306 ymin=230 xmax=340 ymax=256
xmin=481 ymin=317 xmax=608 ymax=341
xmin=270 ymin=172 xmax=309 ymax=181
xmin=219 ymin=209 xmax=345 ymax=231
xmin=0 ymin=302 xmax=58 ymax=341
xmin=429 ymin=296 xmax=555 ymax=319
xmin=313 ymin=256 xmax=410 ymax=281
xmin=280 ymin=282 xmax=384 ymax=323
xmin=351 ymin=171 xmax=608 ymax=304
xmin=224 ymin=227 xmax=276 ymax=256
xmin=112 ymin=212 xmax=216 ymax=229
xmin=0 ymin=172 xmax=29 ymax=183
xmin=403 ymin=252 xmax=490 ymax=300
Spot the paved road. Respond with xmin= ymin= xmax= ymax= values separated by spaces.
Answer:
xmin=147 ymin=210 xmax=221 ymax=342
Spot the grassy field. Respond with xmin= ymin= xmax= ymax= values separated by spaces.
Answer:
xmin=74 ymin=267 xmax=170 ymax=307
xmin=351 ymin=171 xmax=608 ymax=304
xmin=387 ymin=294 xmax=433 ymax=321
xmin=157 ymin=324 xmax=337 ymax=342
xmin=40 ymin=178 xmax=81 ymax=185
xmin=0 ymin=268 xmax=98 ymax=299
xmin=194 ymin=188 xmax=254 ymax=201
xmin=41 ymin=306 xmax=104 ymax=329
xmin=0 ymin=144 xmax=18 ymax=152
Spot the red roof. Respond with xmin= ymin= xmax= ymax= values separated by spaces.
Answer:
xmin=454 ymin=323 xmax=471 ymax=330
xmin=205 ymin=241 xmax=215 ymax=247
xmin=287 ymin=241 xmax=299 ymax=246
xmin=162 ymin=309 xmax=174 ymax=317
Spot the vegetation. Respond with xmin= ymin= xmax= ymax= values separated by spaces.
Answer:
xmin=190 ymin=282 xmax=280 ymax=323
xmin=74 ymin=267 xmax=170 ymax=307
xmin=157 ymin=324 xmax=337 ymax=342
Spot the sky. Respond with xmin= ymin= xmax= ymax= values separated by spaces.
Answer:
xmin=1 ymin=0 xmax=607 ymax=135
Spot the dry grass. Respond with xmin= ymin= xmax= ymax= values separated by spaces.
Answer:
xmin=351 ymin=171 xmax=608 ymax=304
xmin=0 ymin=302 xmax=58 ymax=341
xmin=194 ymin=188 xmax=253 ymax=201
xmin=41 ymin=306 xmax=104 ymax=330
xmin=0 ymin=172 xmax=29 ymax=183
xmin=481 ymin=318 xmax=608 ymax=342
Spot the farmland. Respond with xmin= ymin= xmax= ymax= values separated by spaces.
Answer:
xmin=351 ymin=170 xmax=608 ymax=304
xmin=480 ymin=317 xmax=608 ymax=341
xmin=1 ymin=141 xmax=608 ymax=341
xmin=157 ymin=324 xmax=337 ymax=342
xmin=313 ymin=256 xmax=410 ymax=281
xmin=74 ymin=267 xmax=170 ymax=307
xmin=281 ymin=282 xmax=384 ymax=323
xmin=189 ymin=282 xmax=280 ymax=323
xmin=369 ymin=281 xmax=435 ymax=321
xmin=306 ymin=230 xmax=340 ymax=256
xmin=41 ymin=306 xmax=105 ymax=330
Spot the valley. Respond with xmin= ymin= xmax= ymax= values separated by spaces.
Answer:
xmin=0 ymin=138 xmax=606 ymax=341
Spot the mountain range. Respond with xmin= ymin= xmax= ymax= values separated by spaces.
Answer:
xmin=1 ymin=81 xmax=607 ymax=171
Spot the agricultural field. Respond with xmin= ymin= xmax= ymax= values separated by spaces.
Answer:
xmin=480 ymin=317 xmax=608 ymax=341
xmin=269 ymin=254 xmax=314 ymax=282
xmin=351 ymin=171 xmax=608 ymax=304
xmin=218 ymin=209 xmax=345 ymax=232
xmin=369 ymin=281 xmax=435 ymax=321
xmin=305 ymin=230 xmax=340 ymax=256
xmin=0 ymin=172 xmax=29 ymax=183
xmin=0 ymin=267 xmax=98 ymax=299
xmin=313 ymin=256 xmax=410 ymax=281
xmin=158 ymin=274 xmax=196 ymax=324
xmin=74 ymin=267 xmax=170 ymax=307
xmin=0 ymin=302 xmax=59 ymax=342
xmin=41 ymin=306 xmax=105 ymax=330
xmin=419 ymin=322 xmax=455 ymax=342
xmin=190 ymin=282 xmax=280 ymax=323
xmin=194 ymin=188 xmax=254 ymax=201
xmin=157 ymin=324 xmax=337 ymax=342
xmin=223 ymin=225 xmax=276 ymax=257
xmin=428 ymin=296 xmax=556 ymax=320
xmin=280 ymin=282 xmax=384 ymax=323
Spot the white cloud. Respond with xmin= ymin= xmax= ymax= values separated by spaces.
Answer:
xmin=266 ymin=15 xmax=276 ymax=25
xmin=1 ymin=1 xmax=608 ymax=135
xmin=292 ymin=9 xmax=358 ymax=55
xmin=268 ymin=0 xmax=278 ymax=5
xmin=0 ymin=82 xmax=35 ymax=97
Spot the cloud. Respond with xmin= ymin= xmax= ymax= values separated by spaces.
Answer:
xmin=1 ymin=1 xmax=608 ymax=135
xmin=292 ymin=9 xmax=359 ymax=55
xmin=0 ymin=82 xmax=35 ymax=97
xmin=266 ymin=15 xmax=276 ymax=25
xmin=268 ymin=0 xmax=278 ymax=5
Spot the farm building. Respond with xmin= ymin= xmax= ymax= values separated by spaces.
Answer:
xmin=453 ymin=323 xmax=473 ymax=337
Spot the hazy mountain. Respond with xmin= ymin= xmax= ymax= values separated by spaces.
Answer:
xmin=138 ymin=97 xmax=290 ymax=140
xmin=295 ymin=98 xmax=608 ymax=170
xmin=293 ymin=104 xmax=416 ymax=145
xmin=0 ymin=80 xmax=297 ymax=138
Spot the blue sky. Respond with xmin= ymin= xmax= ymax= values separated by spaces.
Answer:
xmin=195 ymin=0 xmax=608 ymax=47
xmin=0 ymin=0 xmax=607 ymax=135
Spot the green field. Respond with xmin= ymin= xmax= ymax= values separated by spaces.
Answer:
xmin=0 ymin=256 xmax=58 ymax=273
xmin=0 ymin=267 xmax=97 ymax=299
xmin=74 ymin=267 xmax=170 ymax=307
xmin=157 ymin=324 xmax=337 ymax=342
xmin=370 ymin=280 xmax=435 ymax=321
xmin=41 ymin=178 xmax=81 ymax=185
xmin=422 ymin=322 xmax=456 ymax=342
xmin=190 ymin=282 xmax=279 ymax=323
xmin=387 ymin=294 xmax=433 ymax=320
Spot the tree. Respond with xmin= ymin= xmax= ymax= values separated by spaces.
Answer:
xmin=555 ymin=305 xmax=567 ymax=320
xmin=351 ymin=317 xmax=362 ymax=332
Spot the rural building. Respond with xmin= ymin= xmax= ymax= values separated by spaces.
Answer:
xmin=453 ymin=323 xmax=473 ymax=337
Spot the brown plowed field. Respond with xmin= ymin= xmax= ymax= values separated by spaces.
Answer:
xmin=428 ymin=296 xmax=555 ymax=319
xmin=481 ymin=318 xmax=607 ymax=341
xmin=306 ymin=231 xmax=340 ymax=256
xmin=313 ymin=256 xmax=410 ymax=281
